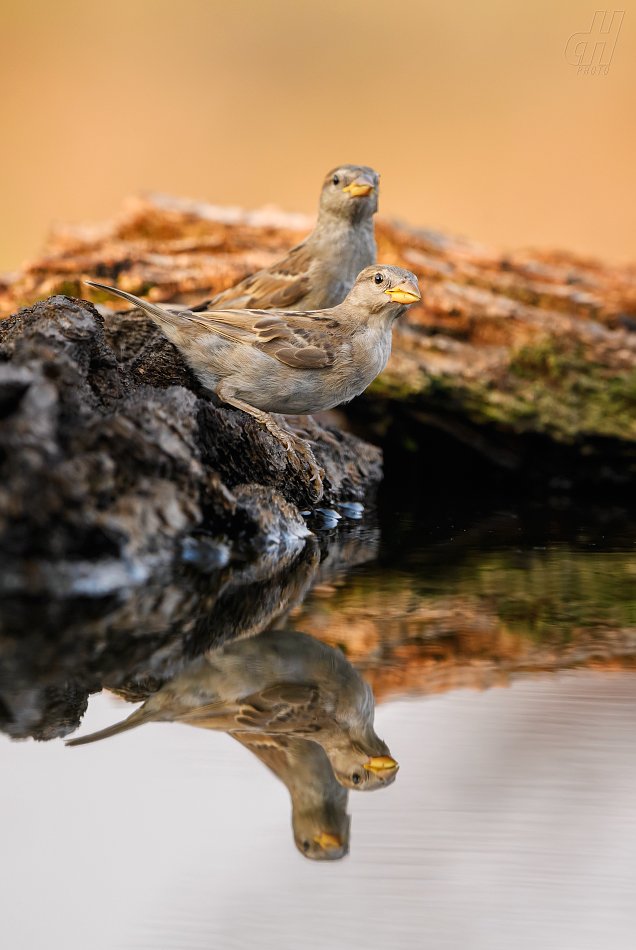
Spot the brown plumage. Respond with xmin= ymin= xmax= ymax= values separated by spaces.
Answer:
xmin=185 ymin=307 xmax=336 ymax=368
xmin=85 ymin=264 xmax=420 ymax=500
xmin=191 ymin=165 xmax=379 ymax=313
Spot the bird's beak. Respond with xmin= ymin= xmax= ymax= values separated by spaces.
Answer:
xmin=342 ymin=174 xmax=376 ymax=197
xmin=314 ymin=833 xmax=344 ymax=852
xmin=364 ymin=756 xmax=399 ymax=774
xmin=384 ymin=280 xmax=420 ymax=305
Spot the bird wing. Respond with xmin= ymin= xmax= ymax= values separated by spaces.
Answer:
xmin=232 ymin=733 xmax=294 ymax=779
xmin=83 ymin=278 xmax=339 ymax=369
xmin=178 ymin=684 xmax=324 ymax=735
xmin=199 ymin=244 xmax=314 ymax=311
xmin=186 ymin=308 xmax=339 ymax=369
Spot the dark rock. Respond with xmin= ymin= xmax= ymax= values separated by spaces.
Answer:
xmin=0 ymin=295 xmax=382 ymax=594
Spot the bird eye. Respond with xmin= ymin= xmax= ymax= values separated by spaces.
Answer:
xmin=374 ymin=273 xmax=384 ymax=284
xmin=333 ymin=175 xmax=340 ymax=185
xmin=302 ymin=841 xmax=310 ymax=852
xmin=352 ymin=773 xmax=361 ymax=785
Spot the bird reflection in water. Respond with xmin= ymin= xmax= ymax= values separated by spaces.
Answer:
xmin=234 ymin=733 xmax=350 ymax=861
xmin=66 ymin=628 xmax=398 ymax=859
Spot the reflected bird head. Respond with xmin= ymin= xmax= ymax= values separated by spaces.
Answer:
xmin=328 ymin=738 xmax=400 ymax=791
xmin=294 ymin=814 xmax=351 ymax=861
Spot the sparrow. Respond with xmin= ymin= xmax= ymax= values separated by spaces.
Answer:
xmin=191 ymin=165 xmax=379 ymax=313
xmin=84 ymin=265 xmax=420 ymax=499
xmin=66 ymin=628 xmax=399 ymax=791
xmin=233 ymin=732 xmax=350 ymax=861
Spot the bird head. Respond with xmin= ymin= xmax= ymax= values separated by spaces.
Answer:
xmin=327 ymin=737 xmax=400 ymax=791
xmin=319 ymin=165 xmax=379 ymax=222
xmin=293 ymin=811 xmax=351 ymax=861
xmin=346 ymin=264 xmax=421 ymax=323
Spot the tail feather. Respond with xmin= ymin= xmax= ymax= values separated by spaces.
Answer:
xmin=84 ymin=280 xmax=188 ymax=326
xmin=65 ymin=706 xmax=152 ymax=747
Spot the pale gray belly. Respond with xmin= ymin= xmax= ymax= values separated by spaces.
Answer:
xmin=235 ymin=359 xmax=384 ymax=415
xmin=186 ymin=332 xmax=387 ymax=416
xmin=235 ymin=370 xmax=337 ymax=415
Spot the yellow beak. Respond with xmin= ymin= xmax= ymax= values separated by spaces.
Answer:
xmin=314 ymin=833 xmax=344 ymax=851
xmin=364 ymin=756 xmax=399 ymax=774
xmin=384 ymin=280 xmax=421 ymax=305
xmin=342 ymin=174 xmax=376 ymax=197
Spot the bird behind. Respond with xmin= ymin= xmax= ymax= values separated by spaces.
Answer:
xmin=191 ymin=164 xmax=379 ymax=313
xmin=233 ymin=733 xmax=350 ymax=860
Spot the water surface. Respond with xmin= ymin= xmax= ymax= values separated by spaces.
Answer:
xmin=2 ymin=494 xmax=636 ymax=948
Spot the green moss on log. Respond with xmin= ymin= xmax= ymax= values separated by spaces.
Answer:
xmin=371 ymin=338 xmax=636 ymax=444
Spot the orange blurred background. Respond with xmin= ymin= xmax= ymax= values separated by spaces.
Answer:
xmin=1 ymin=0 xmax=635 ymax=273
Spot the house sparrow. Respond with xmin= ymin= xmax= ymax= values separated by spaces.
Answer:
xmin=191 ymin=165 xmax=379 ymax=313
xmin=233 ymin=733 xmax=350 ymax=861
xmin=66 ymin=628 xmax=399 ymax=791
xmin=84 ymin=265 xmax=420 ymax=499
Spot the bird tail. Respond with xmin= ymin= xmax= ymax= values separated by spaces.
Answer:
xmin=65 ymin=705 xmax=152 ymax=747
xmin=84 ymin=280 xmax=188 ymax=330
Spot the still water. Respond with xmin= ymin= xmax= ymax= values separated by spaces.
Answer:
xmin=2 ymin=494 xmax=636 ymax=949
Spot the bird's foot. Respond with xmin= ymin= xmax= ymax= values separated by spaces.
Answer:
xmin=273 ymin=416 xmax=325 ymax=499
xmin=260 ymin=416 xmax=324 ymax=495
xmin=290 ymin=436 xmax=325 ymax=501
xmin=263 ymin=420 xmax=302 ymax=473
xmin=214 ymin=389 xmax=323 ymax=497
xmin=284 ymin=414 xmax=342 ymax=452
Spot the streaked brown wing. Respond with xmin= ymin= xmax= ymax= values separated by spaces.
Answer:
xmin=186 ymin=308 xmax=337 ymax=369
xmin=199 ymin=244 xmax=313 ymax=311
xmin=232 ymin=734 xmax=293 ymax=777
xmin=234 ymin=733 xmax=292 ymax=751
xmin=235 ymin=684 xmax=321 ymax=732
xmin=180 ymin=684 xmax=324 ymax=737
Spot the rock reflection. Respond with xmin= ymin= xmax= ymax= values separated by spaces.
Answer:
xmin=66 ymin=628 xmax=399 ymax=794
xmin=0 ymin=520 xmax=384 ymax=860
xmin=0 ymin=519 xmax=378 ymax=741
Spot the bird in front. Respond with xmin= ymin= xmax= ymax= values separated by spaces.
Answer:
xmin=66 ymin=628 xmax=399 ymax=792
xmin=85 ymin=265 xmax=420 ymax=499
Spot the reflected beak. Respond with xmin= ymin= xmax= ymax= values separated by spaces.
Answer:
xmin=364 ymin=756 xmax=399 ymax=774
xmin=343 ymin=174 xmax=376 ymax=197
xmin=314 ymin=833 xmax=344 ymax=852
xmin=384 ymin=280 xmax=420 ymax=305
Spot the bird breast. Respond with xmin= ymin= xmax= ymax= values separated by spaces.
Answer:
xmin=226 ymin=326 xmax=390 ymax=416
xmin=305 ymin=220 xmax=376 ymax=309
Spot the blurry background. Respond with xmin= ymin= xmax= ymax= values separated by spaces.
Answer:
xmin=1 ymin=0 xmax=635 ymax=273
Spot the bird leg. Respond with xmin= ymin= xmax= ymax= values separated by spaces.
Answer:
xmin=282 ymin=428 xmax=326 ymax=497
xmin=282 ymin=415 xmax=342 ymax=452
xmin=217 ymin=384 xmax=324 ymax=499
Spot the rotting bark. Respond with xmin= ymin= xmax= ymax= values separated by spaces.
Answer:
xmin=0 ymin=294 xmax=381 ymax=594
